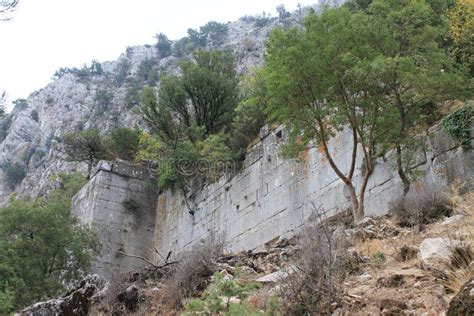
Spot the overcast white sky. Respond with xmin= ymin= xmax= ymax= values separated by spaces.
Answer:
xmin=0 ymin=0 xmax=315 ymax=110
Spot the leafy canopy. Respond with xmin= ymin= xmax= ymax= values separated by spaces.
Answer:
xmin=0 ymin=173 xmax=100 ymax=312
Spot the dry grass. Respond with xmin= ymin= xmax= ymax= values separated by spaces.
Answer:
xmin=279 ymin=207 xmax=359 ymax=315
xmin=159 ymin=237 xmax=224 ymax=310
xmin=391 ymin=184 xmax=453 ymax=228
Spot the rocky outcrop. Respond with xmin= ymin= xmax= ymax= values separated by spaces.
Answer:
xmin=0 ymin=10 xmax=301 ymax=204
xmin=22 ymin=274 xmax=106 ymax=316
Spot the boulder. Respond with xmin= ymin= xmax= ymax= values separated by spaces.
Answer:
xmin=419 ymin=238 xmax=459 ymax=265
xmin=22 ymin=274 xmax=106 ymax=316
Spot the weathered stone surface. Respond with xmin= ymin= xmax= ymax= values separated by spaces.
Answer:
xmin=152 ymin=125 xmax=473 ymax=258
xmin=419 ymin=238 xmax=459 ymax=265
xmin=22 ymin=274 xmax=106 ymax=316
xmin=72 ymin=160 xmax=157 ymax=278
xmin=70 ymin=124 xmax=472 ymax=278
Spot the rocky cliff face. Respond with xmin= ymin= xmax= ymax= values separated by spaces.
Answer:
xmin=0 ymin=12 xmax=307 ymax=204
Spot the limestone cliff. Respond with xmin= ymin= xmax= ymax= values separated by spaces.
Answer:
xmin=0 ymin=12 xmax=297 ymax=203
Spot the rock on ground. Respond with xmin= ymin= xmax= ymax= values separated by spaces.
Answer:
xmin=22 ymin=274 xmax=106 ymax=316
xmin=419 ymin=238 xmax=459 ymax=265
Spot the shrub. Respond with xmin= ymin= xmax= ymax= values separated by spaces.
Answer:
xmin=124 ymin=80 xmax=141 ymax=108
xmin=155 ymin=33 xmax=172 ymax=59
xmin=0 ymin=173 xmax=99 ymax=309
xmin=95 ymin=89 xmax=113 ymax=109
xmin=122 ymin=198 xmax=141 ymax=213
xmin=0 ymin=115 xmax=12 ymax=141
xmin=136 ymin=59 xmax=159 ymax=86
xmin=30 ymin=110 xmax=39 ymax=122
xmin=280 ymin=213 xmax=351 ymax=315
xmin=12 ymin=99 xmax=27 ymax=111
xmin=391 ymin=184 xmax=453 ymax=227
xmin=183 ymin=269 xmax=261 ymax=314
xmin=161 ymin=238 xmax=224 ymax=309
xmin=105 ymin=128 xmax=140 ymax=161
xmin=113 ymin=59 xmax=131 ymax=86
xmin=4 ymin=162 xmax=26 ymax=189
xmin=442 ymin=104 xmax=474 ymax=150
xmin=449 ymin=243 xmax=473 ymax=270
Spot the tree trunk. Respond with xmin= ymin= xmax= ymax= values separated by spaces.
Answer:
xmin=345 ymin=182 xmax=363 ymax=223
xmin=87 ymin=160 xmax=92 ymax=180
xmin=396 ymin=144 xmax=410 ymax=195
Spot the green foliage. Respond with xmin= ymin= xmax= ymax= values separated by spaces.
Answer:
xmin=53 ymin=60 xmax=104 ymax=81
xmin=122 ymin=198 xmax=140 ymax=213
xmin=12 ymin=98 xmax=28 ymax=111
xmin=155 ymin=33 xmax=172 ymax=58
xmin=4 ymin=162 xmax=26 ymax=189
xmin=0 ymin=114 xmax=12 ymax=142
xmin=0 ymin=172 xmax=100 ymax=310
xmin=30 ymin=110 xmax=39 ymax=122
xmin=62 ymin=128 xmax=108 ymax=178
xmin=95 ymin=89 xmax=113 ymax=109
xmin=136 ymin=59 xmax=159 ymax=86
xmin=105 ymin=127 xmax=140 ymax=161
xmin=231 ymin=69 xmax=267 ymax=159
xmin=113 ymin=59 xmax=131 ymax=86
xmin=183 ymin=271 xmax=261 ymax=315
xmin=124 ymin=79 xmax=141 ymax=108
xmin=140 ymin=50 xmax=239 ymax=189
xmin=372 ymin=252 xmax=386 ymax=267
xmin=442 ymin=104 xmax=474 ymax=150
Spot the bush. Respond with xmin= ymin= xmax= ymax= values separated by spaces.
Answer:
xmin=105 ymin=128 xmax=140 ymax=161
xmin=161 ymin=238 xmax=224 ymax=309
xmin=279 ymin=212 xmax=352 ymax=315
xmin=391 ymin=185 xmax=453 ymax=227
xmin=0 ymin=173 xmax=99 ymax=310
xmin=124 ymin=80 xmax=140 ymax=108
xmin=0 ymin=115 xmax=12 ymax=141
xmin=31 ymin=110 xmax=39 ymax=122
xmin=136 ymin=59 xmax=159 ymax=86
xmin=155 ymin=33 xmax=172 ymax=59
xmin=442 ymin=104 xmax=474 ymax=150
xmin=113 ymin=59 xmax=131 ymax=86
xmin=4 ymin=162 xmax=26 ymax=189
xmin=183 ymin=269 xmax=261 ymax=314
xmin=95 ymin=89 xmax=113 ymax=109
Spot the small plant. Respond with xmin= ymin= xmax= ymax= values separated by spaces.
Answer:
xmin=45 ymin=96 xmax=55 ymax=105
xmin=31 ymin=110 xmax=39 ymax=122
xmin=449 ymin=244 xmax=473 ymax=269
xmin=161 ymin=237 xmax=224 ymax=309
xmin=391 ymin=184 xmax=453 ymax=227
xmin=4 ymin=162 xmax=26 ymax=189
xmin=183 ymin=270 xmax=261 ymax=315
xmin=442 ymin=104 xmax=474 ymax=150
xmin=372 ymin=252 xmax=386 ymax=267
xmin=122 ymin=198 xmax=140 ymax=213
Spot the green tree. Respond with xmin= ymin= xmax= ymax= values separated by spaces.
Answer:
xmin=142 ymin=49 xmax=239 ymax=140
xmin=4 ymin=162 xmax=26 ymax=189
xmin=264 ymin=7 xmax=391 ymax=222
xmin=155 ymin=33 xmax=172 ymax=58
xmin=0 ymin=173 xmax=100 ymax=311
xmin=106 ymin=128 xmax=141 ymax=161
xmin=364 ymin=0 xmax=470 ymax=194
xmin=62 ymin=128 xmax=108 ymax=179
xmin=231 ymin=68 xmax=267 ymax=159
xmin=140 ymin=49 xmax=239 ymax=190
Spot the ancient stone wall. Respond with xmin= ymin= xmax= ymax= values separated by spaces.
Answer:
xmin=152 ymin=125 xmax=473 ymax=259
xmin=72 ymin=125 xmax=473 ymax=277
xmin=72 ymin=160 xmax=156 ymax=278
